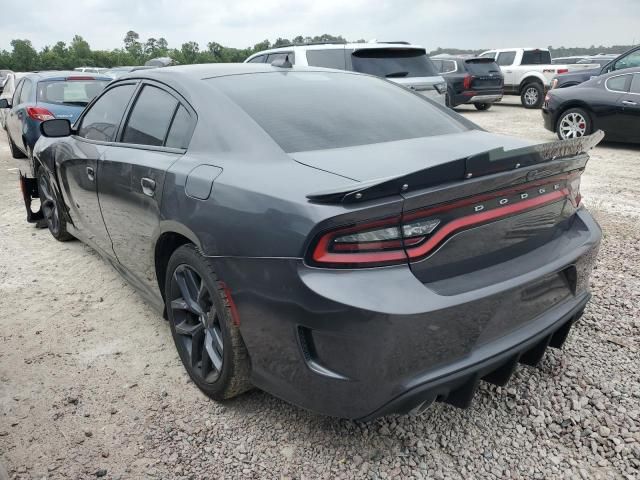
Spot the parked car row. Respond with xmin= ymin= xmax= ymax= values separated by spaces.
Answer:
xmin=0 ymin=58 xmax=605 ymax=420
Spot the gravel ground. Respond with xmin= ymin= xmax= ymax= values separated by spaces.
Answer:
xmin=1 ymin=98 xmax=639 ymax=479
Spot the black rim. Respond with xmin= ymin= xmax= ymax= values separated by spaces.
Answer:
xmin=169 ymin=264 xmax=223 ymax=383
xmin=38 ymin=174 xmax=60 ymax=234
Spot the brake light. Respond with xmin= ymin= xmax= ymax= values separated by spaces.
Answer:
xmin=463 ymin=74 xmax=473 ymax=89
xmin=26 ymin=107 xmax=55 ymax=121
xmin=309 ymin=176 xmax=576 ymax=268
xmin=556 ymin=69 xmax=569 ymax=74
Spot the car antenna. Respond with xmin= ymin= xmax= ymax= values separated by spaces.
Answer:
xmin=271 ymin=54 xmax=293 ymax=68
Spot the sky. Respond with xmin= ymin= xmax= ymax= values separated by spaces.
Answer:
xmin=1 ymin=0 xmax=639 ymax=52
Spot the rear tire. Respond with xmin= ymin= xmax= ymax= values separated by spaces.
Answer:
xmin=521 ymin=82 xmax=544 ymax=109
xmin=165 ymin=244 xmax=252 ymax=401
xmin=36 ymin=168 xmax=73 ymax=241
xmin=474 ymin=103 xmax=492 ymax=111
xmin=555 ymin=108 xmax=592 ymax=140
xmin=7 ymin=132 xmax=26 ymax=159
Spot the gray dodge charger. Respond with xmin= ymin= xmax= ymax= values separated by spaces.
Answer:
xmin=30 ymin=63 xmax=602 ymax=420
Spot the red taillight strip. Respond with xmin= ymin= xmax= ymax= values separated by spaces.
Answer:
xmin=405 ymin=189 xmax=568 ymax=260
xmin=312 ymin=230 xmax=407 ymax=265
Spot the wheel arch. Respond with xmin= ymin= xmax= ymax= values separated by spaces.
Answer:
xmin=519 ymin=76 xmax=545 ymax=93
xmin=154 ymin=223 xmax=203 ymax=302
xmin=554 ymin=101 xmax=594 ymax=131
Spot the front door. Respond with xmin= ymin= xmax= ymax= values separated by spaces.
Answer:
xmin=98 ymin=83 xmax=194 ymax=297
xmin=617 ymin=73 xmax=640 ymax=141
xmin=58 ymin=82 xmax=138 ymax=256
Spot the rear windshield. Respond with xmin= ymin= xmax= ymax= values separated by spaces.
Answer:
xmin=464 ymin=59 xmax=501 ymax=75
xmin=211 ymin=71 xmax=466 ymax=153
xmin=350 ymin=48 xmax=439 ymax=78
xmin=37 ymin=80 xmax=109 ymax=106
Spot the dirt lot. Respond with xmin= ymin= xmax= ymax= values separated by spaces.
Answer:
xmin=1 ymin=98 xmax=639 ymax=480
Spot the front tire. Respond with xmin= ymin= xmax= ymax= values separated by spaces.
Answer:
xmin=165 ymin=244 xmax=252 ymax=401
xmin=474 ymin=103 xmax=492 ymax=111
xmin=556 ymin=108 xmax=592 ymax=140
xmin=521 ymin=83 xmax=544 ymax=109
xmin=36 ymin=168 xmax=74 ymax=241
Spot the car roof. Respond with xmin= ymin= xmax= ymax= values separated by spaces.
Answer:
xmin=246 ymin=42 xmax=427 ymax=58
xmin=22 ymin=71 xmax=112 ymax=81
xmin=123 ymin=63 xmax=351 ymax=81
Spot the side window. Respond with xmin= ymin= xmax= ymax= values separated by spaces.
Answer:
xmin=165 ymin=105 xmax=193 ymax=149
xmin=12 ymin=79 xmax=24 ymax=105
xmin=629 ymin=74 xmax=640 ymax=94
xmin=247 ymin=55 xmax=266 ymax=63
xmin=306 ymin=49 xmax=346 ymax=70
xmin=19 ymin=79 xmax=32 ymax=104
xmin=431 ymin=59 xmax=442 ymax=72
xmin=479 ymin=51 xmax=496 ymax=59
xmin=266 ymin=52 xmax=294 ymax=64
xmin=521 ymin=50 xmax=551 ymax=65
xmin=78 ymin=84 xmax=136 ymax=142
xmin=441 ymin=60 xmax=457 ymax=73
xmin=606 ymin=74 xmax=631 ymax=93
xmin=121 ymin=85 xmax=178 ymax=146
xmin=497 ymin=51 xmax=516 ymax=66
xmin=615 ymin=51 xmax=640 ymax=71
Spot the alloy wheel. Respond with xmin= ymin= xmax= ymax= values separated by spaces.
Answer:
xmin=559 ymin=112 xmax=587 ymax=139
xmin=38 ymin=174 xmax=60 ymax=234
xmin=169 ymin=264 xmax=224 ymax=383
xmin=524 ymin=87 xmax=539 ymax=106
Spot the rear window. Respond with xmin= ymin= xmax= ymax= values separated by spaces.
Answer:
xmin=37 ymin=80 xmax=109 ymax=106
xmin=211 ymin=71 xmax=466 ymax=153
xmin=306 ymin=49 xmax=347 ymax=70
xmin=521 ymin=50 xmax=552 ymax=65
xmin=464 ymin=59 xmax=501 ymax=75
xmin=350 ymin=48 xmax=438 ymax=78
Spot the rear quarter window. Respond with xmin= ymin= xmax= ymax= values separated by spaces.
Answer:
xmin=211 ymin=71 xmax=467 ymax=153
xmin=306 ymin=49 xmax=347 ymax=70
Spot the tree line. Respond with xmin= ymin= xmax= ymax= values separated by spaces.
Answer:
xmin=0 ymin=31 xmax=635 ymax=71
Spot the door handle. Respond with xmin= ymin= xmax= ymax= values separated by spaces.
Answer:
xmin=86 ymin=166 xmax=95 ymax=181
xmin=141 ymin=177 xmax=156 ymax=197
xmin=622 ymin=100 xmax=638 ymax=106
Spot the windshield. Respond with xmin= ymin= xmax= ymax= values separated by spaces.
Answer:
xmin=211 ymin=71 xmax=466 ymax=153
xmin=37 ymin=80 xmax=109 ymax=106
xmin=350 ymin=48 xmax=439 ymax=78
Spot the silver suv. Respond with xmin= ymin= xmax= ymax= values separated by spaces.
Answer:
xmin=245 ymin=42 xmax=447 ymax=104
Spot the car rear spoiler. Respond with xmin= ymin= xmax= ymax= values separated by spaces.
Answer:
xmin=306 ymin=130 xmax=604 ymax=204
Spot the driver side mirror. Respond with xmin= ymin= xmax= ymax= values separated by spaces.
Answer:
xmin=40 ymin=119 xmax=72 ymax=138
xmin=0 ymin=98 xmax=10 ymax=109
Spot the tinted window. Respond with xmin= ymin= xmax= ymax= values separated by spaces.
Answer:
xmin=37 ymin=80 xmax=108 ymax=106
xmin=497 ymin=51 xmax=516 ymax=66
xmin=306 ymin=49 xmax=346 ymax=70
xmin=615 ymin=51 xmax=640 ymax=70
xmin=521 ymin=50 xmax=552 ymax=65
xmin=211 ymin=71 xmax=466 ymax=153
xmin=19 ymin=79 xmax=32 ymax=104
xmin=247 ymin=55 xmax=267 ymax=64
xmin=122 ymin=85 xmax=178 ymax=146
xmin=630 ymin=75 xmax=640 ymax=94
xmin=78 ymin=84 xmax=136 ymax=142
xmin=12 ymin=79 xmax=23 ymax=105
xmin=351 ymin=48 xmax=438 ymax=78
xmin=266 ymin=52 xmax=294 ymax=64
xmin=465 ymin=59 xmax=501 ymax=75
xmin=165 ymin=105 xmax=193 ymax=149
xmin=606 ymin=74 xmax=631 ymax=93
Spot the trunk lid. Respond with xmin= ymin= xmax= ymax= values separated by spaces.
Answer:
xmin=464 ymin=58 xmax=504 ymax=90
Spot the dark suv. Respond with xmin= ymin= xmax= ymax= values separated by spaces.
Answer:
xmin=431 ymin=56 xmax=504 ymax=110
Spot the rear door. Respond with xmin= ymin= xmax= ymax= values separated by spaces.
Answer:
xmin=617 ymin=73 xmax=640 ymax=140
xmin=98 ymin=82 xmax=195 ymax=294
xmin=58 ymin=82 xmax=137 ymax=255
xmin=7 ymin=78 xmax=30 ymax=149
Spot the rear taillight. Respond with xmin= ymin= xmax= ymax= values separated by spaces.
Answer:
xmin=309 ymin=176 xmax=576 ymax=268
xmin=556 ymin=68 xmax=569 ymax=74
xmin=463 ymin=74 xmax=473 ymax=89
xmin=26 ymin=107 xmax=55 ymax=121
xmin=550 ymin=78 xmax=559 ymax=89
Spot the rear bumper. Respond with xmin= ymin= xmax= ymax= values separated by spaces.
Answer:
xmin=542 ymin=107 xmax=557 ymax=132
xmin=452 ymin=90 xmax=503 ymax=107
xmin=211 ymin=208 xmax=601 ymax=419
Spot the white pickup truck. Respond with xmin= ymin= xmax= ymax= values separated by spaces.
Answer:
xmin=479 ymin=48 xmax=597 ymax=108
